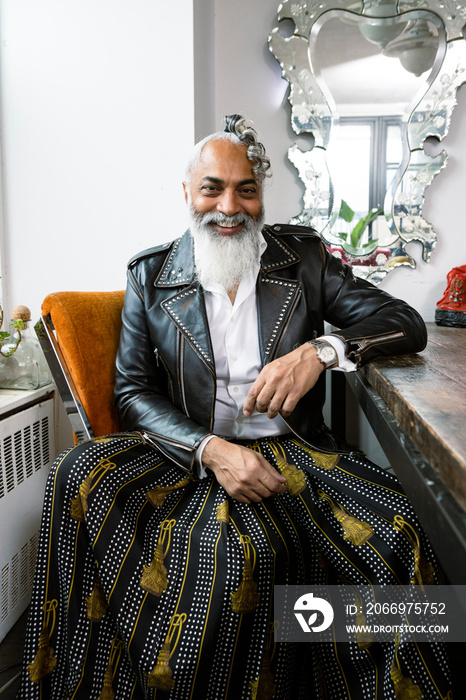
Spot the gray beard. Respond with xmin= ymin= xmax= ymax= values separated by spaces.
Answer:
xmin=189 ymin=208 xmax=264 ymax=291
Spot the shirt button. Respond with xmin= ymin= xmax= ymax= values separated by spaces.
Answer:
xmin=233 ymin=387 xmax=239 ymax=393
xmin=231 ymin=355 xmax=237 ymax=362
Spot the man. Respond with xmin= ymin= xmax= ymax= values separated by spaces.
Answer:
xmin=18 ymin=116 xmax=451 ymax=699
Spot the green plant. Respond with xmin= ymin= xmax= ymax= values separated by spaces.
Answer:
xmin=336 ymin=200 xmax=383 ymax=255
xmin=0 ymin=278 xmax=26 ymax=357
xmin=0 ymin=313 xmax=24 ymax=357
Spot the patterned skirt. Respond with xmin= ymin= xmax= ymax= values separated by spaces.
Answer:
xmin=17 ymin=433 xmax=452 ymax=699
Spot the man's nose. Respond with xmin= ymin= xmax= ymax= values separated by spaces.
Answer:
xmin=217 ymin=189 xmax=240 ymax=216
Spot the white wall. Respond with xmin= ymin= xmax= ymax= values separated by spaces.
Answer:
xmin=0 ymin=0 xmax=195 ymax=325
xmin=0 ymin=0 xmax=197 ymax=450
xmin=213 ymin=0 xmax=466 ymax=321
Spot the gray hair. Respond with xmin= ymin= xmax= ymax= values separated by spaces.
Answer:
xmin=185 ymin=114 xmax=272 ymax=185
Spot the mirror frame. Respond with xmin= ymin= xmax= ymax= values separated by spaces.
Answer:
xmin=269 ymin=0 xmax=466 ymax=282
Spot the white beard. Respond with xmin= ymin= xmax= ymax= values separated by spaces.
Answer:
xmin=189 ymin=208 xmax=264 ymax=291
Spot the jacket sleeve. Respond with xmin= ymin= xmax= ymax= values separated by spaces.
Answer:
xmin=114 ymin=266 xmax=211 ymax=475
xmin=320 ymin=244 xmax=427 ymax=367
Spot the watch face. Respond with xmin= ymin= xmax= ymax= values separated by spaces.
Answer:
xmin=316 ymin=343 xmax=337 ymax=367
xmin=321 ymin=346 xmax=336 ymax=362
xmin=309 ymin=340 xmax=337 ymax=367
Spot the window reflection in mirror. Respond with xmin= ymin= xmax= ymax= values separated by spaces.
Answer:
xmin=327 ymin=117 xmax=402 ymax=251
xmin=311 ymin=11 xmax=441 ymax=257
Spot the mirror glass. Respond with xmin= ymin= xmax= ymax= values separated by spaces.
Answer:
xmin=269 ymin=0 xmax=466 ymax=282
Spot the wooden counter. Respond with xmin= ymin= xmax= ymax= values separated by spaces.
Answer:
xmin=343 ymin=323 xmax=466 ymax=584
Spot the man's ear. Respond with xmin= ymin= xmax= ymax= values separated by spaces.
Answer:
xmin=182 ymin=182 xmax=188 ymax=204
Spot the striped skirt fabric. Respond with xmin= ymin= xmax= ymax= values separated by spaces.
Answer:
xmin=17 ymin=433 xmax=452 ymax=699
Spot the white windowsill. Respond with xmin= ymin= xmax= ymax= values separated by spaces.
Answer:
xmin=0 ymin=383 xmax=54 ymax=416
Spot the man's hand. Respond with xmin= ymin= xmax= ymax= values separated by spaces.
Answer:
xmin=243 ymin=343 xmax=325 ymax=419
xmin=201 ymin=437 xmax=287 ymax=503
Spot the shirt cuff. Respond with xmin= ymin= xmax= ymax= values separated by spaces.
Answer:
xmin=196 ymin=434 xmax=217 ymax=479
xmin=319 ymin=335 xmax=356 ymax=372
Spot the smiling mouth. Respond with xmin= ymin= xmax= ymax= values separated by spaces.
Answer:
xmin=212 ymin=220 xmax=245 ymax=236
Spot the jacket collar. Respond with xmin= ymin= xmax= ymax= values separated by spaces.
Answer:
xmin=260 ymin=226 xmax=301 ymax=272
xmin=155 ymin=226 xmax=300 ymax=287
xmin=155 ymin=231 xmax=195 ymax=287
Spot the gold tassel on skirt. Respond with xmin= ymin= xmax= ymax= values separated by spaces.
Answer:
xmin=231 ymin=535 xmax=260 ymax=613
xmin=98 ymin=638 xmax=124 ymax=700
xmin=250 ymin=622 xmax=277 ymax=700
xmin=147 ymin=641 xmax=174 ymax=692
xmin=353 ymin=589 xmax=373 ymax=649
xmin=393 ymin=515 xmax=435 ymax=587
xmin=27 ymin=627 xmax=57 ymax=683
xmin=292 ymin=440 xmax=340 ymax=470
xmin=318 ymin=490 xmax=374 ymax=546
xmin=98 ymin=665 xmax=115 ymax=700
xmin=140 ymin=519 xmax=176 ymax=596
xmin=78 ymin=473 xmax=94 ymax=518
xmin=71 ymin=459 xmax=117 ymax=522
xmin=70 ymin=492 xmax=86 ymax=522
xmin=269 ymin=443 xmax=306 ymax=497
xmin=86 ymin=577 xmax=108 ymax=622
xmin=147 ymin=614 xmax=186 ymax=691
xmin=250 ymin=650 xmax=276 ymax=700
xmin=27 ymin=600 xmax=58 ymax=683
xmin=146 ymin=478 xmax=190 ymax=508
xmin=216 ymin=500 xmax=229 ymax=525
xmin=338 ymin=577 xmax=373 ymax=649
xmin=391 ymin=634 xmax=422 ymax=699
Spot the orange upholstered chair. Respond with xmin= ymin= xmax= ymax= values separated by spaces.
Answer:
xmin=37 ymin=291 xmax=125 ymax=441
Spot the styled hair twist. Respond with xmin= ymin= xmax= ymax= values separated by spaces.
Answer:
xmin=185 ymin=115 xmax=272 ymax=185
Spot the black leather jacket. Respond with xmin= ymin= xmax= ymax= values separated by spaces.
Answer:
xmin=114 ymin=224 xmax=427 ymax=474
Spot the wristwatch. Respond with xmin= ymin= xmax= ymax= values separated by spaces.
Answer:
xmin=308 ymin=340 xmax=338 ymax=369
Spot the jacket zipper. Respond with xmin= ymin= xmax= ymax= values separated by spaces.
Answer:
xmin=154 ymin=349 xmax=175 ymax=404
xmin=178 ymin=336 xmax=191 ymax=418
xmin=139 ymin=431 xmax=192 ymax=475
xmin=354 ymin=330 xmax=405 ymax=352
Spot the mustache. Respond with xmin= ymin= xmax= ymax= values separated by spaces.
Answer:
xmin=190 ymin=210 xmax=251 ymax=229
xmin=189 ymin=202 xmax=265 ymax=230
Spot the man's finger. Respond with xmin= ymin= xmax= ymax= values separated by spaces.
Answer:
xmin=244 ymin=381 xmax=277 ymax=416
xmin=280 ymin=394 xmax=299 ymax=417
xmin=243 ymin=385 xmax=260 ymax=416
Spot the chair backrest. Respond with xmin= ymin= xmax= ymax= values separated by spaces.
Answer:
xmin=37 ymin=291 xmax=125 ymax=441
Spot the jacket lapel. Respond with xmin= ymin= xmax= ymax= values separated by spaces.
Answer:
xmin=157 ymin=232 xmax=214 ymax=372
xmin=161 ymin=283 xmax=214 ymax=372
xmin=155 ymin=231 xmax=196 ymax=288
xmin=257 ymin=228 xmax=302 ymax=363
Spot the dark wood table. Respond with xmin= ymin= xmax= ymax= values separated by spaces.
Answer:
xmin=341 ymin=323 xmax=466 ymax=584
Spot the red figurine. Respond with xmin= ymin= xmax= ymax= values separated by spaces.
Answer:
xmin=435 ymin=265 xmax=466 ymax=327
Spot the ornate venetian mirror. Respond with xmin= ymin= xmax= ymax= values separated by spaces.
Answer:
xmin=269 ymin=0 xmax=466 ymax=282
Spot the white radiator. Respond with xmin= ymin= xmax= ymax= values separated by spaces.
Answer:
xmin=0 ymin=398 xmax=54 ymax=641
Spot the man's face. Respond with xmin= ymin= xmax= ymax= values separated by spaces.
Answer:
xmin=183 ymin=139 xmax=263 ymax=237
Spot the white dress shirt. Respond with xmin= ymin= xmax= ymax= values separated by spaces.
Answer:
xmin=196 ymin=233 xmax=355 ymax=475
